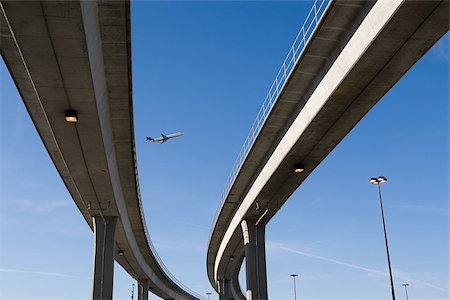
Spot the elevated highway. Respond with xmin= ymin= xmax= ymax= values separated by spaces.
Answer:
xmin=207 ymin=0 xmax=449 ymax=298
xmin=1 ymin=1 xmax=203 ymax=299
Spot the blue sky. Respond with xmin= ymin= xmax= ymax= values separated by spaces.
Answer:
xmin=0 ymin=1 xmax=448 ymax=300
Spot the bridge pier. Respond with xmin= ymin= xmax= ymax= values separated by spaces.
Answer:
xmin=138 ymin=280 xmax=150 ymax=300
xmin=231 ymin=273 xmax=246 ymax=300
xmin=219 ymin=279 xmax=233 ymax=300
xmin=241 ymin=219 xmax=267 ymax=300
xmin=92 ymin=216 xmax=117 ymax=300
xmin=219 ymin=276 xmax=246 ymax=300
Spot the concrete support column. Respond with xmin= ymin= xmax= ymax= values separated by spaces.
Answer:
xmin=92 ymin=216 xmax=117 ymax=300
xmin=138 ymin=280 xmax=150 ymax=300
xmin=241 ymin=219 xmax=267 ymax=300
xmin=219 ymin=279 xmax=233 ymax=300
xmin=231 ymin=274 xmax=246 ymax=300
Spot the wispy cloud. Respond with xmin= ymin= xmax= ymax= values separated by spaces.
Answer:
xmin=389 ymin=202 xmax=448 ymax=216
xmin=268 ymin=243 xmax=447 ymax=293
xmin=268 ymin=242 xmax=387 ymax=275
xmin=0 ymin=268 xmax=89 ymax=280
xmin=12 ymin=199 xmax=71 ymax=213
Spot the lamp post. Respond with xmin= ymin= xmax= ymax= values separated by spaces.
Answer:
xmin=206 ymin=292 xmax=212 ymax=300
xmin=370 ymin=176 xmax=396 ymax=300
xmin=290 ymin=274 xmax=299 ymax=300
xmin=402 ymin=283 xmax=409 ymax=300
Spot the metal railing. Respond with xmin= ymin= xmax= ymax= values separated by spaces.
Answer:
xmin=220 ymin=0 xmax=330 ymax=208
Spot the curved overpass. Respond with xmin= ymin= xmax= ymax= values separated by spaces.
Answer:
xmin=1 ymin=1 xmax=203 ymax=299
xmin=207 ymin=0 xmax=449 ymax=298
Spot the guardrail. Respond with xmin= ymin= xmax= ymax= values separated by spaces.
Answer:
xmin=220 ymin=0 xmax=330 ymax=205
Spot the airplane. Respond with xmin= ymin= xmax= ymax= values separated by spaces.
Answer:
xmin=146 ymin=132 xmax=183 ymax=144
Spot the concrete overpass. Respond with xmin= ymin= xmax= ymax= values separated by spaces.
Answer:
xmin=207 ymin=0 xmax=449 ymax=299
xmin=1 ymin=1 xmax=203 ymax=299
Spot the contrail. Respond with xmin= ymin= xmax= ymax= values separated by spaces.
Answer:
xmin=268 ymin=243 xmax=447 ymax=293
xmin=0 ymin=268 xmax=90 ymax=280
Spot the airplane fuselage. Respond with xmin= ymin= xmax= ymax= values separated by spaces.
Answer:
xmin=146 ymin=132 xmax=183 ymax=144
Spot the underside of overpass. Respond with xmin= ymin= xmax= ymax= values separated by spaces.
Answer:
xmin=207 ymin=0 xmax=449 ymax=298
xmin=1 ymin=1 xmax=202 ymax=299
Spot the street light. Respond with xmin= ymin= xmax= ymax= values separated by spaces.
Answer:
xmin=290 ymin=274 xmax=299 ymax=300
xmin=370 ymin=176 xmax=396 ymax=300
xmin=402 ymin=283 xmax=409 ymax=300
xmin=206 ymin=292 xmax=212 ymax=300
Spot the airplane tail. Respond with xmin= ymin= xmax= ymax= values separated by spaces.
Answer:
xmin=146 ymin=136 xmax=153 ymax=141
